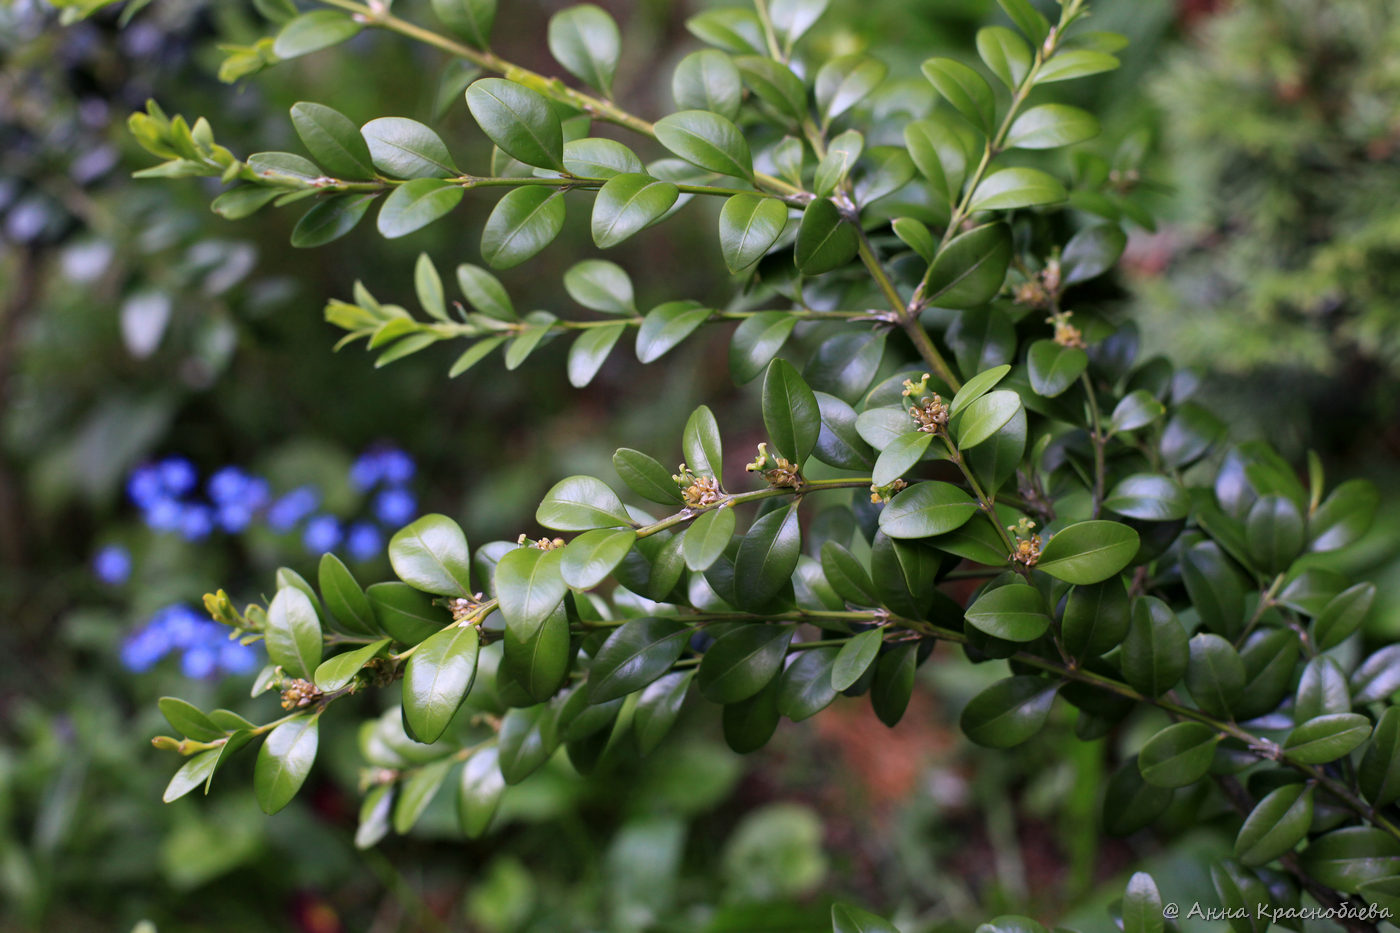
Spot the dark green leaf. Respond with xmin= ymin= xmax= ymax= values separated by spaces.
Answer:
xmin=1138 ymin=721 xmax=1218 ymax=788
xmin=592 ymin=173 xmax=679 ymax=248
xmin=254 ymin=716 xmax=319 ymax=814
xmin=634 ymin=670 xmax=693 ymax=755
xmin=654 ymin=110 xmax=753 ymax=180
xmin=699 ymin=624 xmax=794 ymax=703
xmin=457 ymin=746 xmax=505 ymax=837
xmin=314 ymin=638 xmax=391 ymax=692
xmin=495 ymin=545 xmax=567 ymax=636
xmin=389 ymin=513 xmax=472 ymax=596
xmin=431 ymin=0 xmax=495 ymax=49
xmin=960 ymin=675 xmax=1059 ymax=748
xmin=1309 ymin=479 xmax=1379 ymax=552
xmin=1186 ymin=633 xmax=1245 ymax=718
xmin=1036 ymin=521 xmax=1138 ymax=585
xmin=730 ymin=311 xmax=797 ymax=383
xmin=1296 ymin=656 xmax=1351 ymax=722
xmin=1360 ymin=707 xmax=1400 ymax=808
xmin=762 ymin=359 xmax=820 ymax=465
xmin=588 ymin=617 xmax=690 ymax=703
xmin=870 ymin=642 xmax=918 ymax=727
xmin=1103 ymin=755 xmax=1173 ymax=835
xmin=794 ymin=198 xmax=858 ymax=275
xmin=685 ymin=506 xmax=736 ymax=571
xmin=548 ymin=4 xmax=620 ymax=96
xmin=1062 ymin=223 xmax=1127 ymax=285
xmin=831 ymin=628 xmax=883 ymax=691
xmin=735 ymin=56 xmax=808 ymax=124
xmin=159 ymin=697 xmax=224 ymax=742
xmin=265 ymin=586 xmax=322 ymax=679
xmin=465 ymin=78 xmax=564 ymax=171
xmin=368 ymin=582 xmax=449 ymax=645
xmin=503 ymin=602 xmax=570 ymax=703
xmin=1105 ymin=474 xmax=1190 ymax=521
xmin=636 ymin=300 xmax=711 ymax=363
xmin=968 ymin=168 xmax=1067 ymax=212
xmin=290 ymin=101 xmax=374 ymax=178
xmin=1109 ymin=389 xmax=1165 ymax=433
xmin=733 ymin=505 xmax=801 ymax=610
xmin=1284 ymin=714 xmax=1372 ymax=765
xmin=164 ymin=750 xmax=221 ymax=804
xmin=403 ymin=625 xmax=481 ymax=743
xmin=361 ymin=117 xmax=457 ymax=179
xmin=722 ymin=679 xmax=780 ymax=753
xmin=1181 ymin=542 xmax=1245 ymax=638
xmin=878 ymin=481 xmax=978 ymax=539
xmin=537 ymin=475 xmax=631 ymax=531
xmin=777 ymin=647 xmax=839 ymax=721
xmin=1246 ymin=495 xmax=1304 ymax=575
xmin=1121 ymin=597 xmax=1187 ymax=696
xmin=480 ymin=186 xmax=566 ymax=269
xmin=1312 ymin=582 xmax=1376 ymax=652
xmin=672 ymin=49 xmax=743 ymax=120
xmin=614 ymin=448 xmax=684 ymax=505
xmin=1235 ymin=784 xmax=1313 ymax=867
xmin=1061 ymin=576 xmax=1129 ymax=658
xmin=377 ymin=179 xmax=463 ymax=238
xmin=820 ymin=541 xmax=878 ymax=608
xmin=965 ymin=583 xmax=1050 ymax=642
xmin=924 ymin=223 xmax=1011 ymax=309
xmin=497 ymin=704 xmax=558 ymax=784
xmin=1027 ymin=340 xmax=1087 ymax=398
xmin=292 ymin=193 xmax=374 ymax=248
xmin=1298 ymin=828 xmax=1400 ymax=894
xmin=920 ymin=57 xmax=995 ymax=132
xmin=719 ymin=194 xmax=789 ymax=274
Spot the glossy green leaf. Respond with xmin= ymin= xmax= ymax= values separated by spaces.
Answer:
xmin=893 ymin=217 xmax=935 ymax=262
xmin=1246 ymin=495 xmax=1304 ymax=574
xmin=1352 ymin=646 xmax=1400 ymax=704
xmin=1121 ymin=597 xmax=1188 ymax=696
xmin=273 ymin=11 xmax=361 ymax=59
xmin=457 ymin=746 xmax=504 ymax=837
xmin=831 ymin=903 xmax=899 ymax=933
xmin=996 ymin=0 xmax=1049 ymax=43
xmin=1181 ymin=542 xmax=1245 ymax=638
xmin=684 ymin=506 xmax=736 ymax=571
xmin=1105 ymin=474 xmax=1190 ymax=521
xmin=563 ymin=137 xmax=644 ymax=178
xmin=1102 ymin=755 xmax=1173 ymax=835
xmin=878 ymin=481 xmax=978 ymax=539
xmin=699 ymin=624 xmax=794 ymax=704
xmin=965 ymin=583 xmax=1050 ymax=642
xmin=368 ymin=582 xmax=449 ymax=645
xmin=480 ymin=186 xmax=566 ymax=269
xmin=777 ymin=646 xmax=839 ymax=721
xmin=1360 ymin=707 xmax=1400 ymax=808
xmin=254 ymin=716 xmax=319 ymax=814
xmin=404 ymin=625 xmax=480 ymax=743
xmin=560 ymin=528 xmax=635 ymax=589
xmin=548 ymin=4 xmax=620 ymax=96
xmin=1235 ymin=783 xmax=1313 ymax=866
xmin=684 ymin=405 xmax=724 ymax=484
xmin=614 ymin=448 xmax=684 ymax=505
xmin=672 ymin=49 xmax=743 ymax=121
xmin=588 ymin=617 xmax=690 ymax=703
xmin=954 ymin=389 xmax=1019 ymax=450
xmin=735 ymin=56 xmax=808 ymax=124
xmin=265 ymin=586 xmax=322 ymax=680
xmin=871 ymin=642 xmax=918 ymax=727
xmin=1061 ymin=576 xmax=1130 ymax=658
xmin=730 ymin=311 xmax=798 ymax=383
xmin=1185 ymin=633 xmax=1245 ymax=718
xmin=968 ymin=167 xmax=1067 ymax=212
xmin=290 ymin=101 xmax=373 ymax=178
xmin=1062 ymin=223 xmax=1127 ymax=285
xmin=388 ymin=513 xmax=472 ymax=596
xmin=503 ymin=601 xmax=570 ymax=703
xmin=1035 ymin=50 xmax=1120 ymax=85
xmin=762 ymin=359 xmax=820 ymax=465
xmin=949 ymin=364 xmax=1011 ymax=416
xmin=920 ymin=57 xmax=995 ymax=132
xmin=1122 ymin=873 xmax=1164 ymax=933
xmin=733 ymin=505 xmax=801 ymax=610
xmin=684 ymin=7 xmax=766 ymax=54
xmin=291 ymin=193 xmax=374 ymax=249
xmin=1298 ymin=828 xmax=1400 ymax=894
xmin=392 ymin=758 xmax=451 ymax=835
xmin=872 ymin=431 xmax=933 ymax=486
xmin=431 ymin=0 xmax=495 ymax=48
xmin=722 ymin=679 xmax=781 ymax=753
xmin=1005 ymin=104 xmax=1099 ymax=150
xmin=636 ymin=300 xmax=711 ymax=363
xmin=361 ymin=117 xmax=457 ymax=179
xmin=923 ymin=223 xmax=1011 ymax=309
xmin=815 ymin=55 xmax=887 ymax=123
xmin=1309 ymin=478 xmax=1379 ymax=552
xmin=977 ymin=26 xmax=1031 ymax=90
xmin=567 ymin=322 xmax=627 ymax=387
xmin=592 ymin=173 xmax=679 ymax=248
xmin=536 ymin=475 xmax=631 ymax=531
xmin=164 ymin=749 xmax=221 ymax=804
xmin=1283 ymin=713 xmax=1372 ymax=765
xmin=1312 ymin=582 xmax=1376 ymax=652
xmin=465 ymin=78 xmax=564 ymax=171
xmin=831 ymin=628 xmax=883 ymax=691
xmin=960 ymin=676 xmax=1059 ymax=748
xmin=377 ymin=179 xmax=463 ymax=238
xmin=503 ymin=312 xmax=557 ymax=370
xmin=794 ymin=198 xmax=858 ymax=275
xmin=159 ymin=697 xmax=224 ymax=742
xmin=497 ymin=704 xmax=557 ymax=784
xmin=1109 ymin=389 xmax=1165 ymax=433
xmin=905 ymin=115 xmax=974 ymax=204
xmin=820 ymin=541 xmax=878 ymax=608
xmin=1027 ymin=339 xmax=1087 ymax=397
xmin=495 ymin=545 xmax=567 ymax=636
xmin=719 ymin=194 xmax=788 ymax=274
xmin=634 ymin=670 xmax=693 ymax=755
xmin=1138 ymin=721 xmax=1219 ymax=788
xmin=654 ymin=110 xmax=752 ymax=180
xmin=456 ymin=263 xmax=516 ymax=321
xmin=314 ymin=638 xmax=391 ymax=692
xmin=1035 ymin=520 xmax=1138 ymax=585
xmin=563 ymin=258 xmax=634 ymax=314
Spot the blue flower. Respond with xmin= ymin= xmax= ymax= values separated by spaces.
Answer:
xmin=349 ymin=451 xmax=383 ymax=491
xmin=180 ymin=644 xmax=218 ymax=679
xmin=303 ymin=514 xmax=342 ymax=553
xmin=379 ymin=448 xmax=416 ymax=485
xmin=179 ymin=504 xmax=215 ymax=541
xmin=267 ymin=486 xmax=320 ymax=532
xmin=219 ymin=639 xmax=259 ymax=674
xmin=143 ymin=496 xmax=184 ymax=532
xmin=157 ymin=456 xmax=198 ymax=496
xmin=373 ymin=488 xmax=417 ymax=526
xmin=120 ymin=624 xmax=170 ymax=673
xmin=126 ymin=465 xmax=163 ymax=509
xmin=93 ymin=544 xmax=132 ymax=585
xmin=346 ymin=521 xmax=382 ymax=562
xmin=207 ymin=465 xmax=250 ymax=504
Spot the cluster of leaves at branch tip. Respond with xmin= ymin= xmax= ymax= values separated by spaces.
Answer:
xmin=105 ymin=0 xmax=1400 ymax=924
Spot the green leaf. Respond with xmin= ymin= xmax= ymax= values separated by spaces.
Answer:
xmin=905 ymin=115 xmax=975 ymax=204
xmin=949 ymin=363 xmax=1012 ymax=416
xmin=1110 ymin=389 xmax=1165 ymax=433
xmin=1181 ymin=542 xmax=1245 ymax=638
xmin=722 ymin=679 xmax=781 ymax=753
xmin=163 ymin=749 xmax=221 ymax=803
xmin=495 ymin=546 xmax=567 ymax=636
xmin=893 ymin=217 xmax=935 ymax=262
xmin=361 ymin=117 xmax=457 ymax=179
xmin=291 ymin=193 xmax=373 ymax=248
xmin=815 ymin=55 xmax=887 ymax=123
xmin=634 ymin=670 xmax=693 ymax=755
xmin=503 ymin=311 xmax=557 ymax=369
xmin=314 ymin=638 xmax=391 ymax=692
xmin=1284 ymin=713 xmax=1372 ymax=765
xmin=966 ymin=583 xmax=1051 ymax=642
xmin=1061 ymin=577 xmax=1130 ymax=659
xmin=719 ymin=194 xmax=789 ymax=274
xmin=768 ymin=0 xmax=829 ymax=46
xmin=456 ymin=263 xmax=516 ymax=321
xmin=820 ymin=542 xmax=878 ymax=608
xmin=290 ymin=101 xmax=374 ymax=178
xmin=1005 ymin=104 xmax=1099 ymax=150
xmin=480 ymin=187 xmax=566 ymax=269
xmin=1161 ymin=403 xmax=1225 ymax=468
xmin=814 ymin=392 xmax=876 ymax=471
xmin=1185 ymin=633 xmax=1245 ymax=718
xmin=831 ymin=629 xmax=883 ymax=691
xmin=1360 ymin=707 xmax=1400 ymax=808
xmin=1122 ymin=873 xmax=1164 ymax=933
xmin=1312 ymin=582 xmax=1376 ymax=652
xmin=1138 ymin=722 xmax=1219 ymax=788
xmin=878 ymin=481 xmax=978 ymax=539
xmin=777 ymin=646 xmax=839 ymax=721
xmin=730 ymin=311 xmax=797 ymax=383
xmin=1103 ymin=755 xmax=1172 ymax=835
xmin=457 ymin=746 xmax=505 ymax=837
xmin=1298 ymin=828 xmax=1400 ymax=894
xmin=272 ymin=11 xmax=361 ymax=59
xmin=954 ymin=389 xmax=1019 ymax=450
xmin=960 ymin=676 xmax=1059 ymax=748
xmin=388 ymin=514 xmax=472 ymax=596
xmin=548 ymin=4 xmax=620 ymax=96
xmin=212 ymin=186 xmax=281 ymax=220
xmin=414 ymin=253 xmax=448 ymax=322
xmin=1309 ymin=479 xmax=1379 ymax=552
xmin=976 ymin=27 xmax=1031 ymax=90
xmin=923 ymin=223 xmax=1011 ymax=309
xmin=653 ymin=110 xmax=753 ymax=180
xmin=872 ymin=431 xmax=933 ymax=486
xmin=562 ymin=258 xmax=634 ymax=314
xmin=465 ymin=78 xmax=565 ymax=171
xmin=431 ymin=0 xmax=495 ymax=49
xmin=699 ymin=624 xmax=794 ymax=704
xmin=497 ymin=704 xmax=558 ymax=785
xmin=735 ymin=56 xmax=808 ymax=124
xmin=870 ymin=642 xmax=918 ymax=726
xmin=503 ymin=601 xmax=570 ymax=703
xmin=997 ymin=0 xmax=1049 ymax=44
xmin=831 ymin=902 xmax=899 ymax=933
xmin=613 ymin=448 xmax=684 ymax=505
xmin=733 ymin=505 xmax=801 ymax=610
xmin=636 ymin=300 xmax=711 ymax=363
xmin=592 ymin=173 xmax=679 ymax=248
xmin=683 ymin=405 xmax=724 ymax=484
xmin=265 ymin=586 xmax=323 ymax=679
xmin=377 ymin=178 xmax=463 ymax=238
xmin=1027 ymin=340 xmax=1087 ymax=398
xmin=672 ymin=49 xmax=743 ymax=121
xmin=1121 ymin=597 xmax=1188 ymax=696
xmin=1062 ymin=223 xmax=1127 ymax=285
xmin=588 ymin=617 xmax=690 ymax=703
xmin=794 ymin=198 xmax=858 ymax=276
xmin=685 ymin=506 xmax=736 ymax=571
xmin=537 ymin=475 xmax=632 ymax=531
xmin=969 ymin=168 xmax=1067 ymax=212
xmin=762 ymin=359 xmax=820 ymax=465
xmin=568 ymin=322 xmax=627 ymax=387
xmin=404 ymin=625 xmax=481 ymax=743
xmin=685 ymin=8 xmax=766 ymax=55
xmin=560 ymin=528 xmax=636 ymax=589
xmin=1296 ymin=656 xmax=1351 ymax=722
xmin=158 ymin=697 xmax=224 ymax=741
xmin=1105 ymin=474 xmax=1190 ymax=521
xmin=368 ymin=582 xmax=449 ymax=645
xmin=1235 ymin=784 xmax=1313 ymax=867
xmin=1359 ymin=877 xmax=1400 ymax=915
xmin=1035 ymin=521 xmax=1138 ymax=585
xmin=254 ymin=716 xmax=319 ymax=814
xmin=920 ymin=57 xmax=995 ymax=133
xmin=563 ymin=137 xmax=643 ymax=178
xmin=1246 ymin=495 xmax=1304 ymax=575
xmin=393 ymin=759 xmax=451 ymax=835
xmin=1035 ymin=50 xmax=1120 ymax=85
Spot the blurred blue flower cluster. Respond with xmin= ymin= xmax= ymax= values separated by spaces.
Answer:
xmin=127 ymin=456 xmax=270 ymax=540
xmin=119 ymin=603 xmax=260 ymax=677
